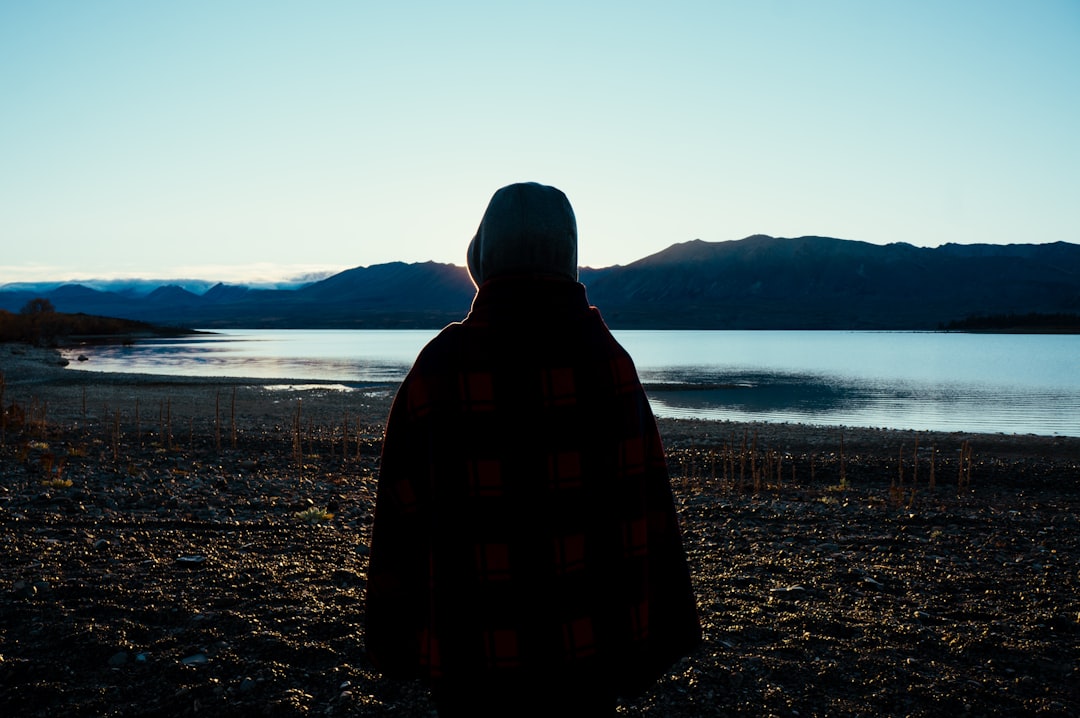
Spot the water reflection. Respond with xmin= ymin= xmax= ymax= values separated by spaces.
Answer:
xmin=67 ymin=335 xmax=416 ymax=383
xmin=63 ymin=329 xmax=1080 ymax=436
xmin=641 ymin=368 xmax=1080 ymax=436
xmin=644 ymin=370 xmax=858 ymax=415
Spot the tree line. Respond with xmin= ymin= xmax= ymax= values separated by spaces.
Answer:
xmin=0 ymin=298 xmax=191 ymax=345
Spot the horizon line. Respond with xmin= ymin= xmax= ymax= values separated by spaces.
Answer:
xmin=3 ymin=235 xmax=1077 ymax=286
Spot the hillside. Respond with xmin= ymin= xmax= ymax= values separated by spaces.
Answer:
xmin=0 ymin=306 xmax=196 ymax=346
xmin=2 ymin=236 xmax=1078 ymax=330
xmin=585 ymin=236 xmax=1080 ymax=329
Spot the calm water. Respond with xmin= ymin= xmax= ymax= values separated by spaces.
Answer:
xmin=65 ymin=329 xmax=1080 ymax=436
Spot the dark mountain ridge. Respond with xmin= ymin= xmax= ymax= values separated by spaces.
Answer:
xmin=2 ymin=236 xmax=1077 ymax=330
xmin=583 ymin=236 xmax=1080 ymax=329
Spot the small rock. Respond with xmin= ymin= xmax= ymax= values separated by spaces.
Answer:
xmin=181 ymin=653 xmax=209 ymax=666
xmin=12 ymin=581 xmax=36 ymax=599
xmin=862 ymin=576 xmax=886 ymax=591
xmin=175 ymin=555 xmax=206 ymax=567
xmin=332 ymin=569 xmax=363 ymax=587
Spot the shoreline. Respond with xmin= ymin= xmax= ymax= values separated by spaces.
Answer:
xmin=4 ymin=342 xmax=1078 ymax=463
xmin=2 ymin=340 xmax=1079 ymax=716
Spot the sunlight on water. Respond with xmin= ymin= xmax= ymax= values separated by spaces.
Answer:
xmin=64 ymin=329 xmax=1080 ymax=436
xmin=66 ymin=330 xmax=433 ymax=383
xmin=643 ymin=380 xmax=1080 ymax=436
xmin=262 ymin=384 xmax=358 ymax=392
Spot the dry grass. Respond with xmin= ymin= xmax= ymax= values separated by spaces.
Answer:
xmin=668 ymin=426 xmax=983 ymax=512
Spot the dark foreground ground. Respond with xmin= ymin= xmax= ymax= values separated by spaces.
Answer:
xmin=1 ymin=345 xmax=1078 ymax=716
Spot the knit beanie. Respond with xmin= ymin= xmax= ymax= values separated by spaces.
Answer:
xmin=467 ymin=182 xmax=579 ymax=285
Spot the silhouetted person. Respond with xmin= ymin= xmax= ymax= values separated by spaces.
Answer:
xmin=365 ymin=182 xmax=700 ymax=716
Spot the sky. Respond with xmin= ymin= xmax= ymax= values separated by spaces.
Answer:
xmin=2 ymin=1 xmax=1078 ymax=285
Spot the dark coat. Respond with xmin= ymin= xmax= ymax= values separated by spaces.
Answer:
xmin=364 ymin=277 xmax=700 ymax=696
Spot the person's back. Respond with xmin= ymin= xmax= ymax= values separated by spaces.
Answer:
xmin=365 ymin=182 xmax=700 ymax=716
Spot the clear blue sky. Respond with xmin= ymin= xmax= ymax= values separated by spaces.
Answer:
xmin=2 ymin=1 xmax=1078 ymax=284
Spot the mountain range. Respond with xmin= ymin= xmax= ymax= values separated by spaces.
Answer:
xmin=3 ymin=235 xmax=1078 ymax=330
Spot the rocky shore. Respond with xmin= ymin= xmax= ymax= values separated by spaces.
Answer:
xmin=1 ymin=343 xmax=1078 ymax=717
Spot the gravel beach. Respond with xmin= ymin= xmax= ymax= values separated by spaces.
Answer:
xmin=2 ymin=343 xmax=1078 ymax=717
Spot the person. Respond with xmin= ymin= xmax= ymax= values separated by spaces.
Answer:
xmin=364 ymin=182 xmax=700 ymax=716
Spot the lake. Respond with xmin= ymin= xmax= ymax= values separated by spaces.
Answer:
xmin=65 ymin=329 xmax=1080 ymax=437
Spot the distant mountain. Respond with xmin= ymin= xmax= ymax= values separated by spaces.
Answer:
xmin=585 ymin=235 xmax=1080 ymax=329
xmin=2 ymin=236 xmax=1078 ymax=330
xmin=0 ymin=276 xmax=324 ymax=296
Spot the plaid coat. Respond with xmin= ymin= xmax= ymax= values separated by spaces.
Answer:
xmin=364 ymin=277 xmax=700 ymax=695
